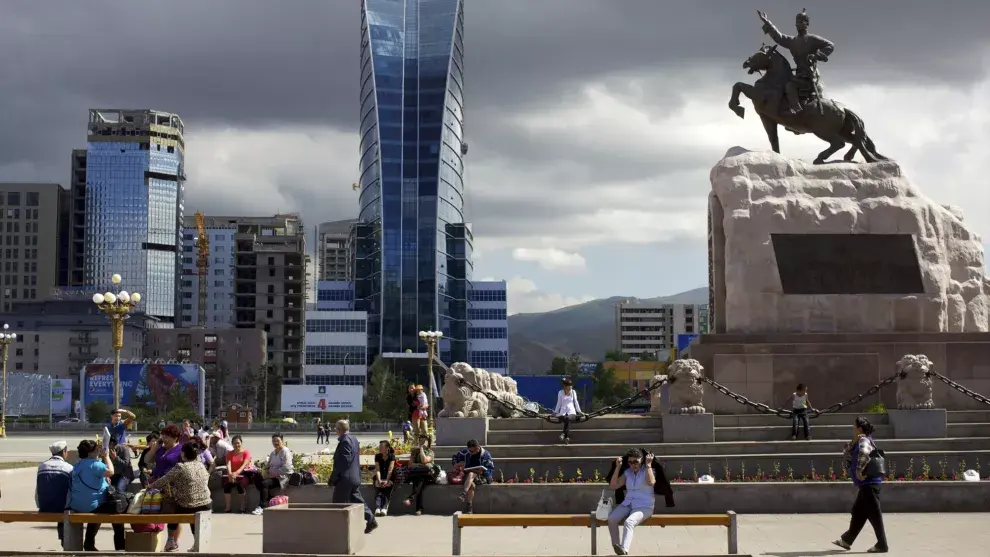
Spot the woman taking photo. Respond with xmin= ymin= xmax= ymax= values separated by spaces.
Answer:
xmin=553 ymin=377 xmax=582 ymax=444
xmin=372 ymin=440 xmax=396 ymax=516
xmin=833 ymin=416 xmax=888 ymax=553
xmin=68 ymin=440 xmax=124 ymax=551
xmin=149 ymin=442 xmax=212 ymax=552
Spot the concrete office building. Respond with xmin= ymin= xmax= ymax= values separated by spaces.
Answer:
xmin=467 ymin=280 xmax=509 ymax=374
xmin=614 ymin=301 xmax=710 ymax=358
xmin=0 ymin=183 xmax=70 ymax=311
xmin=80 ymin=109 xmax=186 ymax=325
xmin=0 ymin=297 xmax=145 ymax=378
xmin=145 ymin=327 xmax=267 ymax=410
xmin=316 ymin=219 xmax=356 ymax=282
xmin=356 ymin=0 xmax=474 ymax=364
xmin=304 ymin=284 xmax=368 ymax=387
xmin=178 ymin=217 xmax=236 ymax=328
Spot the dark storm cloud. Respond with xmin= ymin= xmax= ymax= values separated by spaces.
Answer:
xmin=1 ymin=0 xmax=988 ymax=195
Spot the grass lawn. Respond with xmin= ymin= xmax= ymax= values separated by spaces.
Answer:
xmin=0 ymin=461 xmax=36 ymax=470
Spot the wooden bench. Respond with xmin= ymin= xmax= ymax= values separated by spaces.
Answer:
xmin=451 ymin=511 xmax=738 ymax=555
xmin=0 ymin=511 xmax=211 ymax=553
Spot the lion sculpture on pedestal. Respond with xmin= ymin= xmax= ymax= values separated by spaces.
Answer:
xmin=895 ymin=354 xmax=936 ymax=410
xmin=438 ymin=363 xmax=490 ymax=418
xmin=438 ymin=362 xmax=524 ymax=418
xmin=667 ymin=359 xmax=706 ymax=414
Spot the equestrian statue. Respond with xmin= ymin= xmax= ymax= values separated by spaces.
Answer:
xmin=728 ymin=9 xmax=887 ymax=164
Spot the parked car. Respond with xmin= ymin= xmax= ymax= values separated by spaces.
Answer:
xmin=57 ymin=417 xmax=80 ymax=424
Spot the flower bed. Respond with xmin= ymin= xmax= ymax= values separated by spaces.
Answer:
xmin=491 ymin=456 xmax=986 ymax=484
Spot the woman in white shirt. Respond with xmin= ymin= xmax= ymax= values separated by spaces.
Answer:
xmin=553 ymin=377 xmax=582 ymax=444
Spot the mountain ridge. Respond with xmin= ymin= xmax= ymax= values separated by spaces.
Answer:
xmin=507 ymin=286 xmax=708 ymax=374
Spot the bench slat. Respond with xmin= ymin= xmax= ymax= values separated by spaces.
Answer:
xmin=457 ymin=513 xmax=731 ymax=528
xmin=68 ymin=513 xmax=197 ymax=525
xmin=0 ymin=512 xmax=64 ymax=523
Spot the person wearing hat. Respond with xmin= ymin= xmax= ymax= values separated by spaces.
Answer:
xmin=36 ymin=440 xmax=73 ymax=542
xmin=553 ymin=377 xmax=583 ymax=444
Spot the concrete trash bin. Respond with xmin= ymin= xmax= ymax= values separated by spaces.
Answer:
xmin=125 ymin=531 xmax=165 ymax=552
xmin=262 ymin=502 xmax=366 ymax=555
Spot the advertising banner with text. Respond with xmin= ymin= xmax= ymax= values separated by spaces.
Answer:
xmin=280 ymin=385 xmax=363 ymax=413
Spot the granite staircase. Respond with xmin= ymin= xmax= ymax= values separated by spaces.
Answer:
xmin=434 ymin=411 xmax=990 ymax=481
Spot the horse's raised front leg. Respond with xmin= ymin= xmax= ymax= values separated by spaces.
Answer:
xmin=729 ymin=82 xmax=756 ymax=119
xmin=759 ymin=114 xmax=780 ymax=153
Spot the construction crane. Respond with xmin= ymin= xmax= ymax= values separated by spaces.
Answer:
xmin=195 ymin=211 xmax=210 ymax=327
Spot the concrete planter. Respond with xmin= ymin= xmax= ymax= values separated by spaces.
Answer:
xmin=262 ymin=503 xmax=366 ymax=555
xmin=211 ymin=480 xmax=990 ymax=516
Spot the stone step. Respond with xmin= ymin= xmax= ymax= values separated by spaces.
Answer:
xmin=713 ymin=412 xmax=888 ymax=427
xmin=715 ymin=424 xmax=893 ymax=442
xmin=487 ymin=428 xmax=665 ymax=445
xmin=435 ymin=437 xmax=990 ymax=459
xmin=488 ymin=416 xmax=664 ymax=431
xmin=947 ymin=410 xmax=990 ymax=423
xmin=483 ymin=450 xmax=990 ymax=482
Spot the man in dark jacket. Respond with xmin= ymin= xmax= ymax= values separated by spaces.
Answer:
xmin=605 ymin=447 xmax=675 ymax=508
xmin=329 ymin=419 xmax=377 ymax=533
xmin=36 ymin=440 xmax=73 ymax=542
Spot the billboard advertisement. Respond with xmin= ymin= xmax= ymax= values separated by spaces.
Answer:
xmin=280 ymin=385 xmax=363 ymax=413
xmin=50 ymin=378 xmax=73 ymax=416
xmin=5 ymin=373 xmax=52 ymax=416
xmin=677 ymin=334 xmax=699 ymax=356
xmin=80 ymin=363 xmax=204 ymax=420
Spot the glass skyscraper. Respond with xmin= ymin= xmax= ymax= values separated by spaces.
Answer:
xmin=354 ymin=0 xmax=472 ymax=362
xmin=83 ymin=109 xmax=185 ymax=325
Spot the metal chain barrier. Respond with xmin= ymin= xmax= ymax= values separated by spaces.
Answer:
xmin=701 ymin=373 xmax=899 ymax=419
xmin=927 ymin=369 xmax=990 ymax=406
xmin=450 ymin=371 xmax=667 ymax=424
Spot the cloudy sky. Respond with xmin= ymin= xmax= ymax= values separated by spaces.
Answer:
xmin=2 ymin=0 xmax=988 ymax=314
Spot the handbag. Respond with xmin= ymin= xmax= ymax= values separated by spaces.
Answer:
xmin=75 ymin=471 xmax=130 ymax=514
xmin=863 ymin=440 xmax=886 ymax=479
xmin=595 ymin=489 xmax=614 ymax=521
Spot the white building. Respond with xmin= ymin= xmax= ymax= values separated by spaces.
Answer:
xmin=179 ymin=220 xmax=236 ymax=328
xmin=467 ymin=280 xmax=509 ymax=375
xmin=303 ymin=281 xmax=367 ymax=386
xmin=614 ymin=301 xmax=709 ymax=358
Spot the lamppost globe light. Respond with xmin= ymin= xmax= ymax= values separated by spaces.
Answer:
xmin=92 ymin=293 xmax=105 ymax=305
xmin=111 ymin=273 xmax=122 ymax=285
xmin=104 ymin=292 xmax=117 ymax=304
xmin=436 ymin=331 xmax=444 ymax=338
xmin=131 ymin=292 xmax=141 ymax=303
xmin=418 ymin=331 xmax=427 ymax=339
xmin=2 ymin=324 xmax=7 ymax=330
xmin=118 ymin=291 xmax=130 ymax=303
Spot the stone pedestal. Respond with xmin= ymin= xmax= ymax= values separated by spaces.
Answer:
xmin=436 ymin=417 xmax=488 ymax=446
xmin=888 ymin=408 xmax=948 ymax=439
xmin=263 ymin=503 xmax=366 ymax=555
xmin=662 ymin=413 xmax=715 ymax=443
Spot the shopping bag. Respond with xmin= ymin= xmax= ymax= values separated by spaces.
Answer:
xmin=594 ymin=489 xmax=613 ymax=521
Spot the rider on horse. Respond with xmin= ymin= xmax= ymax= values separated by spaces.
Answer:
xmin=758 ymin=9 xmax=834 ymax=116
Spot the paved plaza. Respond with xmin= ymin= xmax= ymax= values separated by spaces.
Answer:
xmin=2 ymin=467 xmax=988 ymax=556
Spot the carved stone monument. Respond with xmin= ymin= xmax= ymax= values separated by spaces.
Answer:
xmin=693 ymin=147 xmax=990 ymax=413
xmin=435 ymin=362 xmax=527 ymax=446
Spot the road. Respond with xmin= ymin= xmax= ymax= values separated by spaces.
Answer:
xmin=0 ymin=432 xmax=396 ymax=463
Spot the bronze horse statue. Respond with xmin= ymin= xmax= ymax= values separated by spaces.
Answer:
xmin=728 ymin=44 xmax=887 ymax=164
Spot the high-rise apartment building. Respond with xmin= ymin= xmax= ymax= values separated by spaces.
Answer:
xmin=614 ymin=301 xmax=709 ymax=358
xmin=0 ymin=183 xmax=70 ymax=311
xmin=81 ymin=109 xmax=185 ymax=325
xmin=356 ymin=0 xmax=472 ymax=362
xmin=68 ymin=149 xmax=87 ymax=286
xmin=178 ymin=216 xmax=236 ymax=328
xmin=315 ymin=219 xmax=356 ymax=282
xmin=177 ymin=214 xmax=306 ymax=383
xmin=467 ymin=280 xmax=509 ymax=374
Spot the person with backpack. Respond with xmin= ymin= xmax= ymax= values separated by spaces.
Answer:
xmin=833 ymin=416 xmax=889 ymax=553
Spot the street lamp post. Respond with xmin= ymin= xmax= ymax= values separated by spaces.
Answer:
xmin=92 ymin=274 xmax=141 ymax=411
xmin=0 ymin=324 xmax=15 ymax=438
xmin=418 ymin=330 xmax=443 ymax=437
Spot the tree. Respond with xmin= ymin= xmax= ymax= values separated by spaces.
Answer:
xmin=639 ymin=352 xmax=658 ymax=362
xmin=364 ymin=356 xmax=408 ymax=422
xmin=548 ymin=353 xmax=581 ymax=376
xmin=604 ymin=350 xmax=631 ymax=362
xmin=590 ymin=363 xmax=633 ymax=411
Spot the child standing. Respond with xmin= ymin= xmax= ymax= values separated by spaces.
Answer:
xmin=789 ymin=383 xmax=816 ymax=440
xmin=411 ymin=385 xmax=429 ymax=439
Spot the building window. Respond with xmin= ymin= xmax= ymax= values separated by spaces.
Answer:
xmin=467 ymin=308 xmax=507 ymax=320
xmin=467 ymin=327 xmax=507 ymax=339
xmin=468 ymin=289 xmax=507 ymax=302
xmin=316 ymin=289 xmax=354 ymax=302
xmin=305 ymin=319 xmax=367 ymax=333
xmin=304 ymin=346 xmax=366 ymax=366
xmin=468 ymin=350 xmax=508 ymax=370
xmin=26 ymin=192 xmax=39 ymax=207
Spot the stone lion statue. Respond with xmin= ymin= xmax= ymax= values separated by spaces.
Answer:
xmin=667 ymin=359 xmax=706 ymax=414
xmin=895 ymin=354 xmax=935 ymax=410
xmin=438 ymin=363 xmax=490 ymax=418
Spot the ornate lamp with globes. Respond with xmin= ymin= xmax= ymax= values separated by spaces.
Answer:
xmin=92 ymin=274 xmax=141 ymax=411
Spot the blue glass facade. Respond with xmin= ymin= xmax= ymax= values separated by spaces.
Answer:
xmin=83 ymin=110 xmax=184 ymax=324
xmin=356 ymin=0 xmax=471 ymax=361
